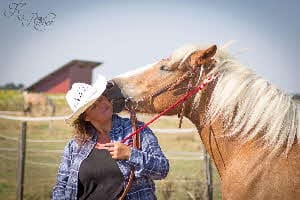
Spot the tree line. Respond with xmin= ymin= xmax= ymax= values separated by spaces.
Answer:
xmin=0 ymin=82 xmax=25 ymax=90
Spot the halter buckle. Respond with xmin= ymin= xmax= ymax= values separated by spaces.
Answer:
xmin=125 ymin=97 xmax=139 ymax=111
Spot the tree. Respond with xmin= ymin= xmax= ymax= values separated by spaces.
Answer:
xmin=292 ymin=93 xmax=300 ymax=100
xmin=0 ymin=82 xmax=25 ymax=90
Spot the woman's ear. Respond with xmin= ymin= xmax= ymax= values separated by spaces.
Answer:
xmin=81 ymin=112 xmax=90 ymax=122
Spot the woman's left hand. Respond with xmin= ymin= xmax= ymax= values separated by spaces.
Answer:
xmin=104 ymin=142 xmax=131 ymax=160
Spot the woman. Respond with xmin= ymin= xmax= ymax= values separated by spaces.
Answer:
xmin=52 ymin=75 xmax=169 ymax=200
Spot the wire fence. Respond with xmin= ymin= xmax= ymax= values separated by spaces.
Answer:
xmin=0 ymin=112 xmax=216 ymax=200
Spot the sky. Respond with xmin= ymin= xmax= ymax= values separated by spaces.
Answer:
xmin=0 ymin=0 xmax=299 ymax=94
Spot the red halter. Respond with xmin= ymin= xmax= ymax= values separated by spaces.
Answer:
xmin=121 ymin=72 xmax=219 ymax=144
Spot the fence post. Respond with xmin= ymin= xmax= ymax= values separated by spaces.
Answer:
xmin=17 ymin=121 xmax=27 ymax=200
xmin=203 ymin=148 xmax=213 ymax=200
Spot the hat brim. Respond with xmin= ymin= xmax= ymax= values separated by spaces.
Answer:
xmin=65 ymin=88 xmax=104 ymax=125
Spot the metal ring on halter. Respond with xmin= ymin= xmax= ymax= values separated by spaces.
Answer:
xmin=124 ymin=97 xmax=132 ymax=110
xmin=124 ymin=97 xmax=139 ymax=110
xmin=187 ymin=71 xmax=195 ymax=78
xmin=133 ymin=100 xmax=140 ymax=110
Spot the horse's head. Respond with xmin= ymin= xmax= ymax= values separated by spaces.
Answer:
xmin=111 ymin=45 xmax=217 ymax=114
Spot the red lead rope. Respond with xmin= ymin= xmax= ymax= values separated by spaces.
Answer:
xmin=121 ymin=72 xmax=219 ymax=144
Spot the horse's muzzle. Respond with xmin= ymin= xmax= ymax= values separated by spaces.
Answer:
xmin=103 ymin=80 xmax=126 ymax=113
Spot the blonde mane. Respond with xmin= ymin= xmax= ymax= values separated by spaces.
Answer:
xmin=172 ymin=45 xmax=299 ymax=153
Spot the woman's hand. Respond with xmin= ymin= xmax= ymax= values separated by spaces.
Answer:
xmin=104 ymin=142 xmax=131 ymax=160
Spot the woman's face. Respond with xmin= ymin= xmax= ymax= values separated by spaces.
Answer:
xmin=84 ymin=95 xmax=113 ymax=123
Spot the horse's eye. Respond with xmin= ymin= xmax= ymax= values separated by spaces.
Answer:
xmin=160 ymin=65 xmax=166 ymax=70
xmin=160 ymin=65 xmax=173 ymax=71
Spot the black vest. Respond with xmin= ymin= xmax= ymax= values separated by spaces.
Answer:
xmin=77 ymin=148 xmax=124 ymax=200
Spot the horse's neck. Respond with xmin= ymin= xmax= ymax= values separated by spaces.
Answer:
xmin=184 ymin=84 xmax=240 ymax=177
xmin=187 ymin=114 xmax=237 ymax=177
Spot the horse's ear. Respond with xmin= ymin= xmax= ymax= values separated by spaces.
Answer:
xmin=189 ymin=45 xmax=217 ymax=68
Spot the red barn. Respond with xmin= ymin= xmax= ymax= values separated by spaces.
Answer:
xmin=26 ymin=60 xmax=101 ymax=94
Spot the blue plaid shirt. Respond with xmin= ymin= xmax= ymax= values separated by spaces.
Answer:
xmin=52 ymin=114 xmax=169 ymax=200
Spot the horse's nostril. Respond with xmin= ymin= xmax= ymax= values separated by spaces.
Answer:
xmin=106 ymin=81 xmax=115 ymax=89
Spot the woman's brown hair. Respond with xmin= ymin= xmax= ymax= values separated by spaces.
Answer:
xmin=72 ymin=112 xmax=93 ymax=147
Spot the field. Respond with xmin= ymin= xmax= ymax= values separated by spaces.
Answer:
xmin=0 ymin=90 xmax=222 ymax=200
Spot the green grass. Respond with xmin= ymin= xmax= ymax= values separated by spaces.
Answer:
xmin=1 ymin=90 xmax=298 ymax=199
xmin=0 ymin=116 xmax=221 ymax=200
xmin=0 ymin=90 xmax=24 ymax=111
xmin=0 ymin=91 xmax=221 ymax=199
xmin=0 ymin=89 xmax=70 ymax=115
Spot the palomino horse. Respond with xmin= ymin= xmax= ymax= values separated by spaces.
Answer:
xmin=110 ymin=45 xmax=300 ymax=199
xmin=22 ymin=91 xmax=55 ymax=116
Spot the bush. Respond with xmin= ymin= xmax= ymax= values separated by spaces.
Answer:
xmin=0 ymin=89 xmax=24 ymax=111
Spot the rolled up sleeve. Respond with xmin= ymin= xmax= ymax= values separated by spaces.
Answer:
xmin=128 ymin=125 xmax=169 ymax=180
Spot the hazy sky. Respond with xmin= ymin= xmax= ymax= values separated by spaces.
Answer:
xmin=0 ymin=0 xmax=299 ymax=93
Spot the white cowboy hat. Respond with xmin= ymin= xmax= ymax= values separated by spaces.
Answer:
xmin=65 ymin=74 xmax=107 ymax=124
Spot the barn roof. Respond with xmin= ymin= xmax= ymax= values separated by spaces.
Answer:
xmin=26 ymin=60 xmax=101 ymax=90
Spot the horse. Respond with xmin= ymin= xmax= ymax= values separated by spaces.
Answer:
xmin=109 ymin=44 xmax=300 ymax=199
xmin=22 ymin=90 xmax=56 ymax=116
